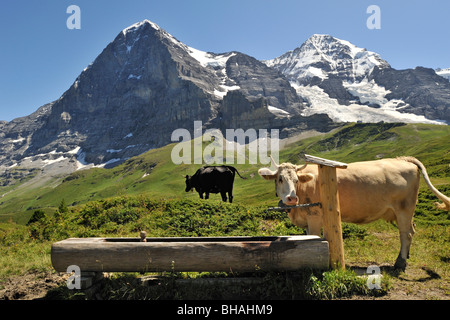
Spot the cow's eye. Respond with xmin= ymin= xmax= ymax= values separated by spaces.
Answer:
xmin=278 ymin=177 xmax=283 ymax=183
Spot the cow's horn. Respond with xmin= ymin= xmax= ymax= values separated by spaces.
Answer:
xmin=296 ymin=153 xmax=307 ymax=171
xmin=270 ymin=155 xmax=279 ymax=168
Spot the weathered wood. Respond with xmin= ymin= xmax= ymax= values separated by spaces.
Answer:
xmin=317 ymin=165 xmax=345 ymax=269
xmin=304 ymin=154 xmax=348 ymax=169
xmin=51 ymin=236 xmax=329 ymax=273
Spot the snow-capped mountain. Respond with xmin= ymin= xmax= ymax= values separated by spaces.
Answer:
xmin=265 ymin=34 xmax=390 ymax=83
xmin=0 ymin=20 xmax=326 ymax=179
xmin=0 ymin=21 xmax=448 ymax=184
xmin=265 ymin=34 xmax=449 ymax=124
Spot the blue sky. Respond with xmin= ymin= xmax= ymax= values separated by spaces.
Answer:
xmin=0 ymin=0 xmax=449 ymax=122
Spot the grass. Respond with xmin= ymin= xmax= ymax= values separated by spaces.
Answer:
xmin=1 ymin=188 xmax=448 ymax=299
xmin=3 ymin=211 xmax=387 ymax=300
xmin=1 ymin=122 xmax=449 ymax=223
xmin=0 ymin=223 xmax=52 ymax=279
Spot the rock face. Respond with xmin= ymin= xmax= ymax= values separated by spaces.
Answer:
xmin=0 ymin=22 xmax=448 ymax=179
xmin=0 ymin=20 xmax=332 ymax=175
xmin=26 ymin=21 xmax=223 ymax=165
xmin=265 ymin=34 xmax=390 ymax=84
xmin=369 ymin=66 xmax=450 ymax=122
xmin=215 ymin=53 xmax=309 ymax=130
xmin=265 ymin=34 xmax=450 ymax=124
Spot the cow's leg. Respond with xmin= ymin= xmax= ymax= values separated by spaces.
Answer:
xmin=306 ymin=216 xmax=322 ymax=236
xmin=228 ymin=189 xmax=233 ymax=203
xmin=205 ymin=192 xmax=210 ymax=200
xmin=198 ymin=192 xmax=204 ymax=199
xmin=394 ymin=211 xmax=415 ymax=271
xmin=220 ymin=191 xmax=227 ymax=202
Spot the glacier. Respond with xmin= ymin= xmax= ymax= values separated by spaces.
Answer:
xmin=293 ymin=83 xmax=444 ymax=125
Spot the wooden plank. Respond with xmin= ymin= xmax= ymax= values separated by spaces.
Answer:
xmin=51 ymin=236 xmax=329 ymax=273
xmin=304 ymin=154 xmax=348 ymax=168
xmin=317 ymin=165 xmax=345 ymax=269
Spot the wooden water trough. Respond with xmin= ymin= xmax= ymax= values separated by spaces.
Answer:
xmin=51 ymin=235 xmax=329 ymax=273
xmin=51 ymin=154 xmax=347 ymax=277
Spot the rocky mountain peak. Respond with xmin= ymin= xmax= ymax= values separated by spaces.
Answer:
xmin=1 ymin=20 xmax=447 ymax=186
xmin=121 ymin=19 xmax=158 ymax=34
xmin=265 ymin=34 xmax=448 ymax=124
xmin=0 ymin=19 xmax=328 ymax=178
xmin=265 ymin=34 xmax=390 ymax=84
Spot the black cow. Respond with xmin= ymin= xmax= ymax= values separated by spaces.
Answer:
xmin=185 ymin=166 xmax=245 ymax=203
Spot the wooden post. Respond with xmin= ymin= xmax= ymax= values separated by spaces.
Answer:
xmin=305 ymin=154 xmax=347 ymax=269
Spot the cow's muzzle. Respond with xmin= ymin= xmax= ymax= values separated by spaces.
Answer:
xmin=284 ymin=195 xmax=299 ymax=206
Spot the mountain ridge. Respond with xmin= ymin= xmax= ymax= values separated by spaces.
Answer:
xmin=0 ymin=20 xmax=330 ymax=178
xmin=1 ymin=122 xmax=449 ymax=222
xmin=265 ymin=33 xmax=449 ymax=124
xmin=0 ymin=20 xmax=448 ymax=182
xmin=264 ymin=34 xmax=391 ymax=83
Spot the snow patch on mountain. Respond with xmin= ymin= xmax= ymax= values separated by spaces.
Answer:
xmin=343 ymin=79 xmax=408 ymax=111
xmin=187 ymin=47 xmax=235 ymax=69
xmin=128 ymin=74 xmax=141 ymax=80
xmin=268 ymin=105 xmax=291 ymax=117
xmin=214 ymin=85 xmax=240 ymax=98
xmin=265 ymin=34 xmax=390 ymax=82
xmin=436 ymin=68 xmax=450 ymax=82
xmin=343 ymin=79 xmax=389 ymax=105
xmin=185 ymin=48 xmax=239 ymax=98
xmin=122 ymin=20 xmax=239 ymax=100
xmin=122 ymin=20 xmax=157 ymax=34
xmin=293 ymin=84 xmax=444 ymax=125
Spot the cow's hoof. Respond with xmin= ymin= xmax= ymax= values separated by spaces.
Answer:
xmin=394 ymin=257 xmax=407 ymax=271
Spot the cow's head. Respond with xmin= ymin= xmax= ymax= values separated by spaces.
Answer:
xmin=258 ymin=156 xmax=314 ymax=206
xmin=185 ymin=175 xmax=193 ymax=192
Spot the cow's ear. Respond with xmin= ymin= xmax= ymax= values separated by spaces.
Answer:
xmin=297 ymin=173 xmax=314 ymax=183
xmin=258 ymin=168 xmax=277 ymax=180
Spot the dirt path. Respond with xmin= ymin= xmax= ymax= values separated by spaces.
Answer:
xmin=0 ymin=271 xmax=68 ymax=300
xmin=372 ymin=266 xmax=448 ymax=300
xmin=1 ymin=266 xmax=448 ymax=300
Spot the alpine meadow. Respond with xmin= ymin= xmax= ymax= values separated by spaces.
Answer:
xmin=1 ymin=122 xmax=449 ymax=300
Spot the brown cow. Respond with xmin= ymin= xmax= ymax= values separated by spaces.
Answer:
xmin=258 ymin=156 xmax=450 ymax=270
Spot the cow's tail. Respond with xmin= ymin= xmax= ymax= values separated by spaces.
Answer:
xmin=229 ymin=166 xmax=246 ymax=179
xmin=402 ymin=157 xmax=450 ymax=211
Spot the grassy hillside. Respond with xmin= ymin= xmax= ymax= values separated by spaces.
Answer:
xmin=2 ymin=191 xmax=448 ymax=299
xmin=0 ymin=122 xmax=449 ymax=224
xmin=1 ymin=122 xmax=449 ymax=300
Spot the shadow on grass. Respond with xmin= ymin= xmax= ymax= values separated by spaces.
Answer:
xmin=42 ymin=267 xmax=391 ymax=300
